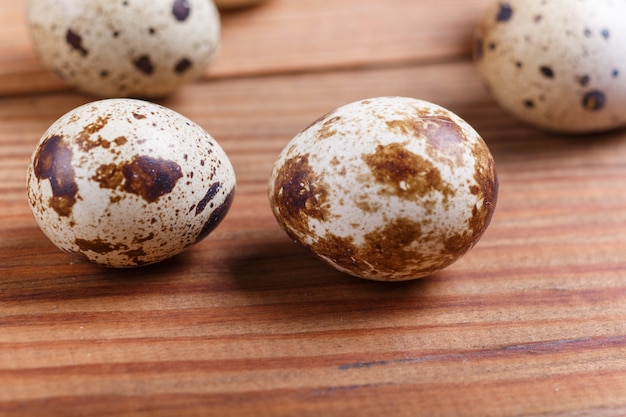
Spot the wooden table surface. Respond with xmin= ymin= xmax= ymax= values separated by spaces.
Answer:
xmin=2 ymin=1 xmax=626 ymax=416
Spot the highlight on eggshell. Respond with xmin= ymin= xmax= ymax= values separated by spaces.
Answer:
xmin=26 ymin=0 xmax=221 ymax=98
xmin=473 ymin=0 xmax=626 ymax=133
xmin=268 ymin=96 xmax=498 ymax=282
xmin=27 ymin=98 xmax=236 ymax=268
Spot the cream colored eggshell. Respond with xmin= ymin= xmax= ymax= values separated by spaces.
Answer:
xmin=27 ymin=98 xmax=235 ymax=267
xmin=26 ymin=0 xmax=220 ymax=97
xmin=474 ymin=0 xmax=626 ymax=133
xmin=268 ymin=97 xmax=498 ymax=281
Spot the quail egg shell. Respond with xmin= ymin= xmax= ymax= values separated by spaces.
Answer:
xmin=473 ymin=0 xmax=626 ymax=133
xmin=268 ymin=97 xmax=498 ymax=282
xmin=26 ymin=0 xmax=220 ymax=98
xmin=27 ymin=98 xmax=236 ymax=268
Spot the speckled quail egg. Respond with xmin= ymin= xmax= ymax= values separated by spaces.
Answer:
xmin=268 ymin=97 xmax=498 ymax=281
xmin=214 ymin=0 xmax=269 ymax=10
xmin=27 ymin=98 xmax=235 ymax=267
xmin=473 ymin=0 xmax=626 ymax=133
xmin=26 ymin=0 xmax=220 ymax=98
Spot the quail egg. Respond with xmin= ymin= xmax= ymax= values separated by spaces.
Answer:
xmin=268 ymin=97 xmax=498 ymax=281
xmin=474 ymin=0 xmax=626 ymax=133
xmin=26 ymin=0 xmax=221 ymax=97
xmin=27 ymin=98 xmax=236 ymax=267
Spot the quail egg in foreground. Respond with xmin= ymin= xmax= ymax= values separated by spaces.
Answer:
xmin=268 ymin=97 xmax=498 ymax=281
xmin=474 ymin=0 xmax=626 ymax=133
xmin=26 ymin=0 xmax=221 ymax=97
xmin=27 ymin=99 xmax=236 ymax=267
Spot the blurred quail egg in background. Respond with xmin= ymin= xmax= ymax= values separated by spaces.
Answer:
xmin=268 ymin=97 xmax=498 ymax=282
xmin=27 ymin=99 xmax=236 ymax=267
xmin=26 ymin=0 xmax=221 ymax=97
xmin=473 ymin=0 xmax=626 ymax=133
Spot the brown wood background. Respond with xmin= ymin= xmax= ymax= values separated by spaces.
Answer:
xmin=2 ymin=0 xmax=626 ymax=416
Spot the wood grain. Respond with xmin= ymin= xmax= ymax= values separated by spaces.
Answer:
xmin=2 ymin=0 xmax=626 ymax=416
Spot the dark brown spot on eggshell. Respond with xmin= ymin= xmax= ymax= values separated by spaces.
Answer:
xmin=582 ymin=90 xmax=606 ymax=111
xmin=92 ymin=163 xmax=125 ymax=190
xmin=362 ymin=143 xmax=455 ymax=202
xmin=317 ymin=116 xmax=341 ymax=140
xmin=92 ymin=155 xmax=183 ymax=203
xmin=76 ymin=116 xmax=110 ymax=151
xmin=66 ymin=29 xmax=88 ymax=57
xmin=74 ymin=238 xmax=150 ymax=266
xmin=309 ymin=217 xmax=453 ymax=280
xmin=195 ymin=182 xmax=222 ymax=215
xmin=174 ymin=58 xmax=192 ymax=74
xmin=121 ymin=248 xmax=149 ymax=266
xmin=172 ymin=0 xmax=191 ymax=21
xmin=123 ymin=156 xmax=182 ymax=202
xmin=539 ymin=66 xmax=554 ymax=78
xmin=74 ymin=238 xmax=126 ymax=254
xmin=358 ymin=217 xmax=424 ymax=272
xmin=114 ymin=136 xmax=128 ymax=146
xmin=272 ymin=155 xmax=332 ymax=236
xmin=195 ymin=188 xmax=235 ymax=243
xmin=134 ymin=55 xmax=154 ymax=75
xmin=496 ymin=2 xmax=513 ymax=22
xmin=33 ymin=135 xmax=79 ymax=217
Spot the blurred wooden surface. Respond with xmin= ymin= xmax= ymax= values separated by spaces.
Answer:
xmin=2 ymin=0 xmax=626 ymax=416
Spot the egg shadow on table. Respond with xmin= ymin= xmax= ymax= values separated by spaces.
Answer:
xmin=225 ymin=238 xmax=443 ymax=325
xmin=0 ymin=240 xmax=196 ymax=307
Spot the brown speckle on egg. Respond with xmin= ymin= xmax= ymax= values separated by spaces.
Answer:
xmin=268 ymin=97 xmax=498 ymax=281
xmin=172 ymin=0 xmax=191 ymax=21
xmin=496 ymin=2 xmax=513 ymax=22
xmin=539 ymin=65 xmax=555 ymax=78
xmin=362 ymin=143 xmax=455 ymax=202
xmin=195 ymin=188 xmax=235 ymax=244
xmin=65 ymin=29 xmax=88 ymax=57
xmin=195 ymin=182 xmax=222 ymax=215
xmin=134 ymin=55 xmax=154 ymax=74
xmin=33 ymin=135 xmax=79 ymax=217
xmin=174 ymin=58 xmax=192 ymax=74
xmin=272 ymin=154 xmax=332 ymax=238
xmin=92 ymin=155 xmax=183 ymax=203
xmin=582 ymin=90 xmax=606 ymax=111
